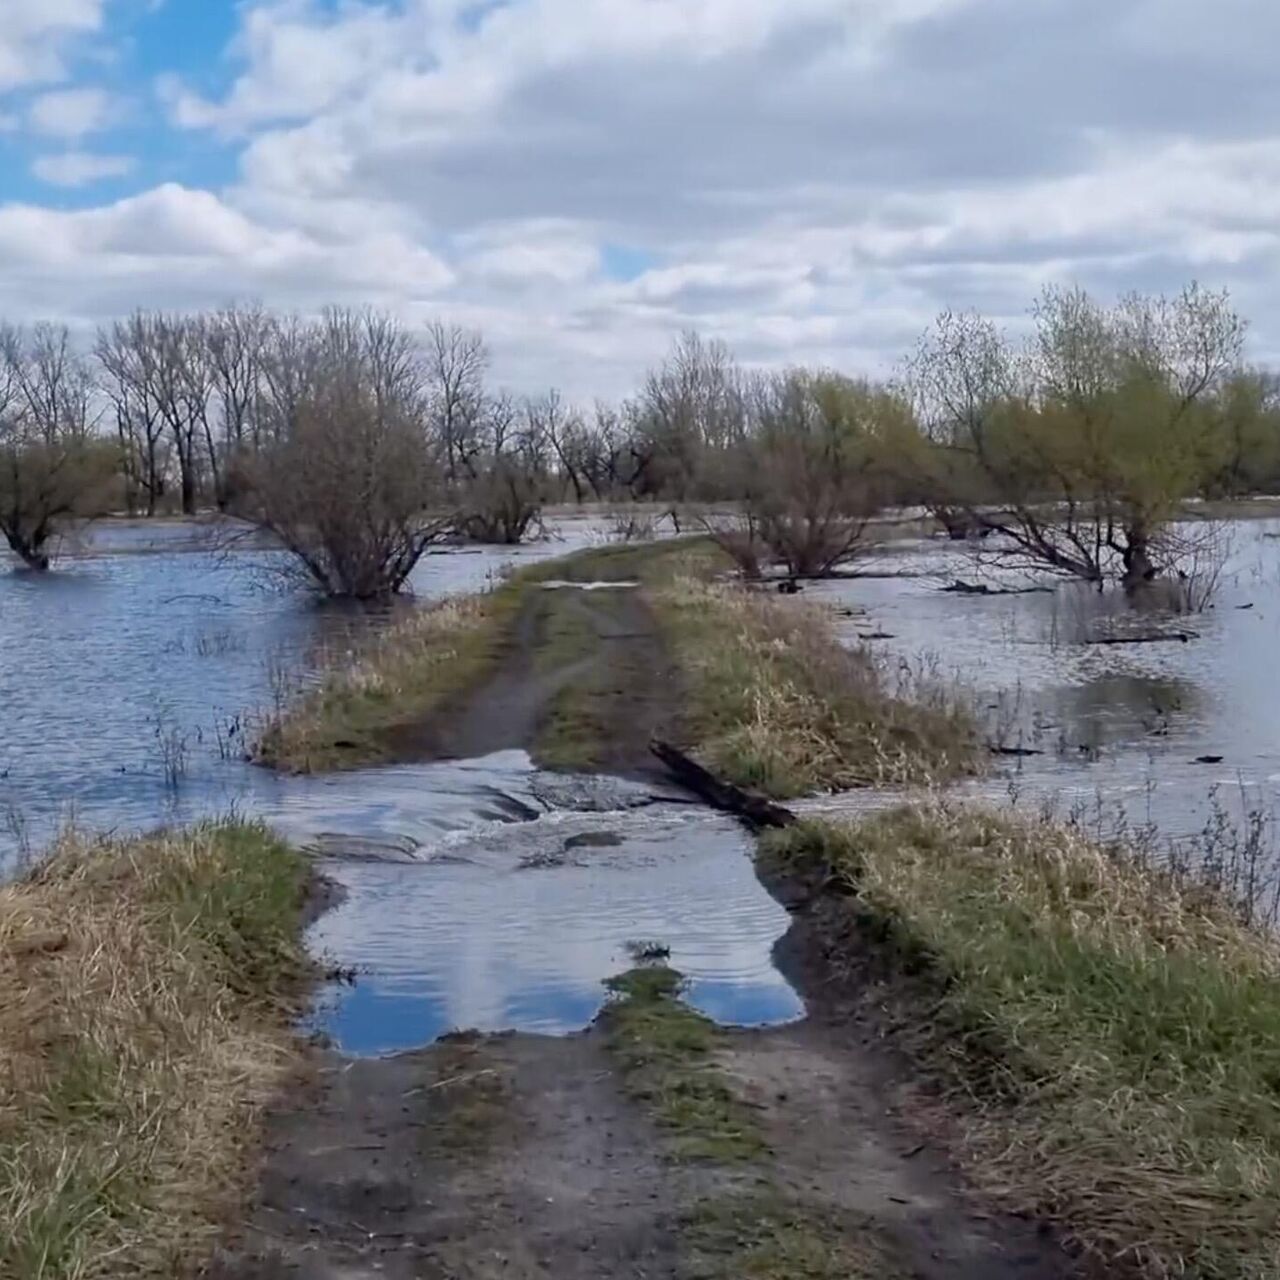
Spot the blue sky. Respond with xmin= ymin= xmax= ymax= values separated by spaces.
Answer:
xmin=0 ymin=0 xmax=1276 ymax=397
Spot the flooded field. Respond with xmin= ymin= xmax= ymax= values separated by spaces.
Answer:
xmin=4 ymin=513 xmax=1278 ymax=1054
xmin=811 ymin=517 xmax=1280 ymax=856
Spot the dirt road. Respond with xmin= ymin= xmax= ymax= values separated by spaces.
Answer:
xmin=210 ymin=580 xmax=1085 ymax=1280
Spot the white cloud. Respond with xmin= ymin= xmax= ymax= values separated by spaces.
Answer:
xmin=0 ymin=1 xmax=106 ymax=92
xmin=28 ymin=86 xmax=120 ymax=139
xmin=2 ymin=0 xmax=1280 ymax=396
xmin=31 ymin=151 xmax=135 ymax=188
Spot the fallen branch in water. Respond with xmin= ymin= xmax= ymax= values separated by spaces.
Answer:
xmin=941 ymin=580 xmax=1054 ymax=596
xmin=1086 ymin=631 xmax=1199 ymax=646
xmin=649 ymin=740 xmax=797 ymax=830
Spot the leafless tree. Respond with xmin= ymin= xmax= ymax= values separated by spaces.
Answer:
xmin=425 ymin=321 xmax=487 ymax=483
xmin=96 ymin=314 xmax=170 ymax=514
xmin=200 ymin=302 xmax=272 ymax=508
xmin=0 ymin=323 xmax=116 ymax=568
xmin=701 ymin=370 xmax=883 ymax=578
xmin=235 ymin=308 xmax=448 ymax=598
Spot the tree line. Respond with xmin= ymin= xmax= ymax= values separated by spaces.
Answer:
xmin=1 ymin=284 xmax=1277 ymax=597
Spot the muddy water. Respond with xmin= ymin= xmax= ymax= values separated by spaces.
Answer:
xmin=809 ymin=518 xmax=1280 ymax=856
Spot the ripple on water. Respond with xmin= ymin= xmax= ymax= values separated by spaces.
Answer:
xmin=264 ymin=754 xmax=803 ymax=1057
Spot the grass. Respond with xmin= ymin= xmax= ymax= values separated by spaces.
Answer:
xmin=0 ymin=821 xmax=313 ymax=1279
xmin=761 ymin=807 xmax=1280 ymax=1279
xmin=681 ymin=1194 xmax=905 ymax=1280
xmin=254 ymin=588 xmax=520 ymax=772
xmin=255 ymin=532 xmax=978 ymax=796
xmin=650 ymin=575 xmax=978 ymax=798
xmin=601 ymin=966 xmax=766 ymax=1163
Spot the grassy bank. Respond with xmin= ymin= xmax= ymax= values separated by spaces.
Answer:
xmin=258 ymin=537 xmax=977 ymax=795
xmin=762 ymin=807 xmax=1280 ymax=1279
xmin=648 ymin=573 xmax=976 ymax=797
xmin=0 ymin=823 xmax=313 ymax=1279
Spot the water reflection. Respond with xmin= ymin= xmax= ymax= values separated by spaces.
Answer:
xmin=811 ymin=518 xmax=1280 ymax=845
xmin=268 ymin=753 xmax=803 ymax=1056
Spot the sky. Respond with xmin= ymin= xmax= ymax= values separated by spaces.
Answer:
xmin=0 ymin=0 xmax=1277 ymax=398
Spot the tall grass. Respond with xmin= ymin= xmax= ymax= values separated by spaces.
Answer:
xmin=653 ymin=577 xmax=978 ymax=798
xmin=0 ymin=822 xmax=312 ymax=1279
xmin=762 ymin=807 xmax=1280 ymax=1278
xmin=254 ymin=591 xmax=511 ymax=772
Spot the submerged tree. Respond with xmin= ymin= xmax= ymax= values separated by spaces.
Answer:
xmin=236 ymin=309 xmax=449 ymax=599
xmin=701 ymin=370 xmax=896 ymax=578
xmin=0 ymin=324 xmax=117 ymax=569
xmin=909 ymin=283 xmax=1246 ymax=590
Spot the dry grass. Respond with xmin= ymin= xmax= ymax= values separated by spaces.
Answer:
xmin=762 ymin=807 xmax=1280 ymax=1279
xmin=255 ymin=590 xmax=513 ymax=772
xmin=0 ymin=822 xmax=313 ymax=1279
xmin=653 ymin=577 xmax=978 ymax=798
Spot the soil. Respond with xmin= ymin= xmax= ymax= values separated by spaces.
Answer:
xmin=387 ymin=584 xmax=681 ymax=781
xmin=209 ymin=578 xmax=1090 ymax=1280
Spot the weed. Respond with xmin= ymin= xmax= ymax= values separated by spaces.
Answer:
xmin=601 ymin=966 xmax=765 ymax=1163
xmin=0 ymin=821 xmax=313 ymax=1279
xmin=762 ymin=807 xmax=1280 ymax=1278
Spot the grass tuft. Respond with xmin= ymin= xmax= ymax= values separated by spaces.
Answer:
xmin=762 ymin=807 xmax=1280 ymax=1279
xmin=0 ymin=822 xmax=313 ymax=1279
xmin=682 ymin=1193 xmax=906 ymax=1280
xmin=601 ymin=966 xmax=765 ymax=1163
xmin=652 ymin=577 xmax=978 ymax=798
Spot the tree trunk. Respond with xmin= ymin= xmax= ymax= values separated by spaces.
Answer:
xmin=1122 ymin=528 xmax=1156 ymax=592
xmin=5 ymin=529 xmax=50 ymax=571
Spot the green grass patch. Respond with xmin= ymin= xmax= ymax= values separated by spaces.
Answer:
xmin=601 ymin=966 xmax=766 ymax=1163
xmin=682 ymin=1193 xmax=906 ymax=1280
xmin=0 ymin=821 xmax=313 ymax=1279
xmin=649 ymin=576 xmax=978 ymax=798
xmin=762 ymin=808 xmax=1280 ymax=1279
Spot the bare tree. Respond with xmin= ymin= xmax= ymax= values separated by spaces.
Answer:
xmin=0 ymin=324 xmax=116 ymax=568
xmin=702 ymin=370 xmax=886 ymax=578
xmin=424 ymin=321 xmax=487 ymax=483
xmin=236 ymin=309 xmax=448 ymax=598
xmin=200 ymin=302 xmax=272 ymax=508
xmin=96 ymin=315 xmax=169 ymax=515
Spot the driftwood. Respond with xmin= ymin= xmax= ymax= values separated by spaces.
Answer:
xmin=941 ymin=580 xmax=1053 ymax=596
xmin=1085 ymin=631 xmax=1198 ymax=646
xmin=650 ymin=740 xmax=797 ymax=830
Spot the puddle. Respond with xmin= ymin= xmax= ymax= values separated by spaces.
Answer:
xmin=265 ymin=752 xmax=803 ymax=1056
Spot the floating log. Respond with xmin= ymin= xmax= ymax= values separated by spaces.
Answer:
xmin=942 ymin=580 xmax=1054 ymax=596
xmin=649 ymin=740 xmax=797 ymax=830
xmin=1194 ymin=755 xmax=1224 ymax=765
xmin=1085 ymin=631 xmax=1198 ymax=646
xmin=988 ymin=745 xmax=1044 ymax=757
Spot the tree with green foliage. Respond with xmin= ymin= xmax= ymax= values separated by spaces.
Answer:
xmin=910 ymin=283 xmax=1245 ymax=590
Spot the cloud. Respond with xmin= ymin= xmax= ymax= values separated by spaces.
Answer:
xmin=1 ymin=0 xmax=1278 ymax=396
xmin=31 ymin=151 xmax=135 ymax=188
xmin=0 ymin=1 xmax=106 ymax=92
xmin=28 ymin=86 xmax=120 ymax=139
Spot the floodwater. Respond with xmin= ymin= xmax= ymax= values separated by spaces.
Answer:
xmin=807 ymin=518 xmax=1280 ymax=856
xmin=6 ymin=513 xmax=1277 ymax=1053
xmin=0 ymin=516 xmax=801 ymax=1056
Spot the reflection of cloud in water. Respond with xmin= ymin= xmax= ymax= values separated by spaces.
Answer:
xmin=274 ymin=754 xmax=801 ymax=1056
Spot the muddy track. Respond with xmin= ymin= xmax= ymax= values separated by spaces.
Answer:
xmin=210 ymin=583 xmax=1087 ymax=1280
xmin=388 ymin=583 xmax=681 ymax=780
